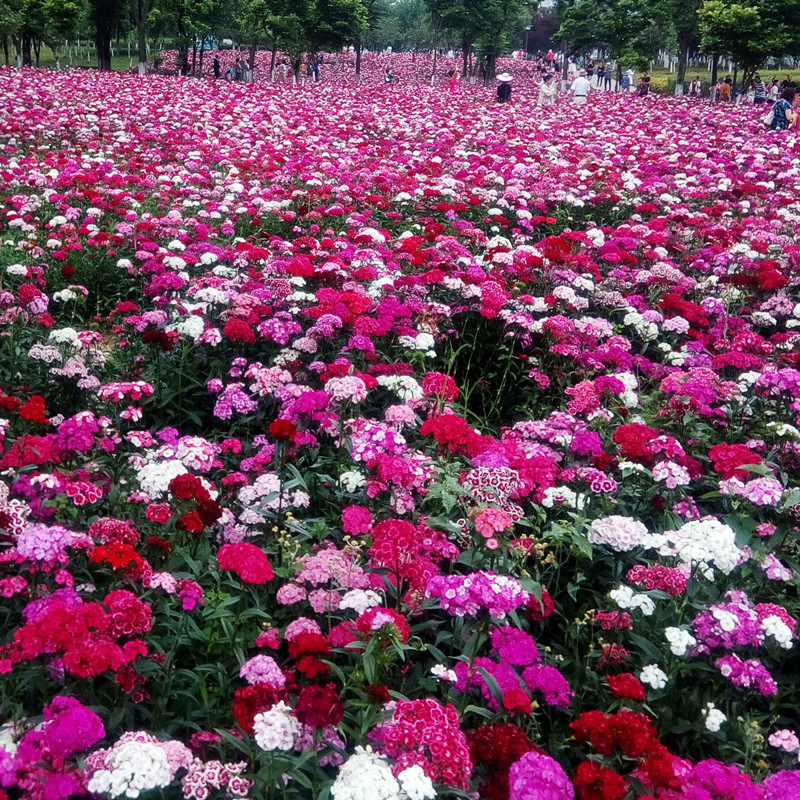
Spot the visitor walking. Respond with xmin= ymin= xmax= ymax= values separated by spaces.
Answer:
xmin=770 ymin=88 xmax=796 ymax=130
xmin=719 ymin=75 xmax=732 ymax=102
xmin=496 ymin=72 xmax=512 ymax=103
xmin=596 ymin=63 xmax=605 ymax=87
xmin=571 ymin=69 xmax=590 ymax=104
xmin=604 ymin=64 xmax=612 ymax=90
xmin=537 ymin=73 xmax=557 ymax=105
xmin=448 ymin=69 xmax=460 ymax=94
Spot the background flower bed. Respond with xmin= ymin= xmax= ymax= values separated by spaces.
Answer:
xmin=0 ymin=63 xmax=800 ymax=800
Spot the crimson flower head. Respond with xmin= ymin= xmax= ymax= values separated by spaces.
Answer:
xmin=606 ymin=673 xmax=646 ymax=702
xmin=223 ymin=318 xmax=256 ymax=343
xmin=168 ymin=473 xmax=210 ymax=502
xmin=527 ymin=588 xmax=555 ymax=621
xmin=176 ymin=511 xmax=205 ymax=534
xmin=422 ymin=371 xmax=459 ymax=401
xmin=19 ymin=395 xmax=48 ymax=424
xmin=269 ymin=419 xmax=298 ymax=441
xmin=295 ymin=684 xmax=344 ymax=728
xmin=574 ymin=761 xmax=627 ymax=800
xmin=217 ymin=543 xmax=274 ymax=584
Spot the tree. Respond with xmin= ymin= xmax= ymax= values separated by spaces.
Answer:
xmin=131 ymin=0 xmax=155 ymax=74
xmin=0 ymin=2 xmax=23 ymax=66
xmin=152 ymin=0 xmax=214 ymax=75
xmin=240 ymin=0 xmax=366 ymax=80
xmin=650 ymin=0 xmax=701 ymax=94
xmin=698 ymin=0 xmax=800 ymax=88
xmin=89 ymin=0 xmax=126 ymax=70
xmin=555 ymin=0 xmax=657 ymax=84
xmin=354 ymin=0 xmax=385 ymax=78
xmin=13 ymin=0 xmax=84 ymax=67
xmin=372 ymin=0 xmax=434 ymax=54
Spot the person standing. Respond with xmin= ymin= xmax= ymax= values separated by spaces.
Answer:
xmin=596 ymin=62 xmax=605 ymax=87
xmin=537 ymin=73 xmax=557 ymax=105
xmin=769 ymin=77 xmax=780 ymax=103
xmin=689 ymin=74 xmax=702 ymax=97
xmin=571 ymin=68 xmax=590 ymax=104
xmin=497 ymin=72 xmax=512 ymax=103
xmin=604 ymin=63 xmax=612 ymax=90
xmin=753 ymin=74 xmax=767 ymax=105
xmin=771 ymin=87 xmax=797 ymax=130
xmin=213 ymin=55 xmax=221 ymax=79
xmin=719 ymin=74 xmax=732 ymax=102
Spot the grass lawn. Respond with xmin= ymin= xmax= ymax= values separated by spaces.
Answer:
xmin=9 ymin=44 xmax=140 ymax=73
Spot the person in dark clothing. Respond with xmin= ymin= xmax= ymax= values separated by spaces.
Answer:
xmin=497 ymin=72 xmax=512 ymax=102
xmin=213 ymin=56 xmax=221 ymax=79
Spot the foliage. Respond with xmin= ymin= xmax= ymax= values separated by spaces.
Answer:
xmin=698 ymin=0 xmax=800 ymax=81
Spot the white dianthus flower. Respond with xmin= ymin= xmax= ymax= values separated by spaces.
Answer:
xmin=253 ymin=702 xmax=300 ymax=752
xmin=398 ymin=765 xmax=436 ymax=800
xmin=339 ymin=589 xmax=383 ymax=614
xmin=331 ymin=746 xmax=402 ymax=800
xmin=48 ymin=327 xmax=80 ymax=345
xmin=338 ymin=470 xmax=366 ymax=492
xmin=639 ymin=665 xmax=668 ymax=690
xmin=664 ymin=626 xmax=697 ymax=656
xmin=761 ymin=615 xmax=794 ymax=649
xmin=701 ymin=703 xmax=726 ymax=733
xmin=376 ymin=375 xmax=423 ymax=401
xmin=87 ymin=741 xmax=171 ymax=798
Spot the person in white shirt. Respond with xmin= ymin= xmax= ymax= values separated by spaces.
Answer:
xmin=538 ymin=73 xmax=558 ymax=105
xmin=626 ymin=68 xmax=635 ymax=92
xmin=571 ymin=69 xmax=590 ymax=104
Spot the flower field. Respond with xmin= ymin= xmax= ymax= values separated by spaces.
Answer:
xmin=2 ymin=62 xmax=800 ymax=800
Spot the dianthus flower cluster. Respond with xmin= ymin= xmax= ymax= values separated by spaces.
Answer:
xmin=426 ymin=571 xmax=530 ymax=618
xmin=377 ymin=698 xmax=472 ymax=789
xmin=626 ymin=565 xmax=687 ymax=596
xmin=508 ymin=751 xmax=574 ymax=800
xmin=588 ymin=516 xmax=654 ymax=551
xmin=715 ymin=654 xmax=778 ymax=695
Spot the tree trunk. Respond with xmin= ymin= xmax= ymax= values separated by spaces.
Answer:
xmin=292 ymin=56 xmax=302 ymax=83
xmin=248 ymin=37 xmax=257 ymax=76
xmin=710 ymin=53 xmax=719 ymax=101
xmin=461 ymin=33 xmax=468 ymax=78
xmin=96 ymin=19 xmax=113 ymax=70
xmin=199 ymin=35 xmax=207 ymax=76
xmin=561 ymin=41 xmax=568 ymax=91
xmin=177 ymin=19 xmax=189 ymax=76
xmin=136 ymin=0 xmax=148 ymax=74
xmin=675 ymin=31 xmax=690 ymax=95
xmin=3 ymin=38 xmax=9 ymax=67
xmin=431 ymin=19 xmax=440 ymax=85
xmin=355 ymin=38 xmax=362 ymax=78
xmin=270 ymin=41 xmax=277 ymax=81
xmin=21 ymin=34 xmax=31 ymax=66
xmin=191 ymin=40 xmax=197 ymax=76
xmin=486 ymin=52 xmax=497 ymax=84
xmin=33 ymin=38 xmax=41 ymax=67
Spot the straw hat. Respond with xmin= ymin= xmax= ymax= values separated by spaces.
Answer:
xmin=496 ymin=72 xmax=513 ymax=82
